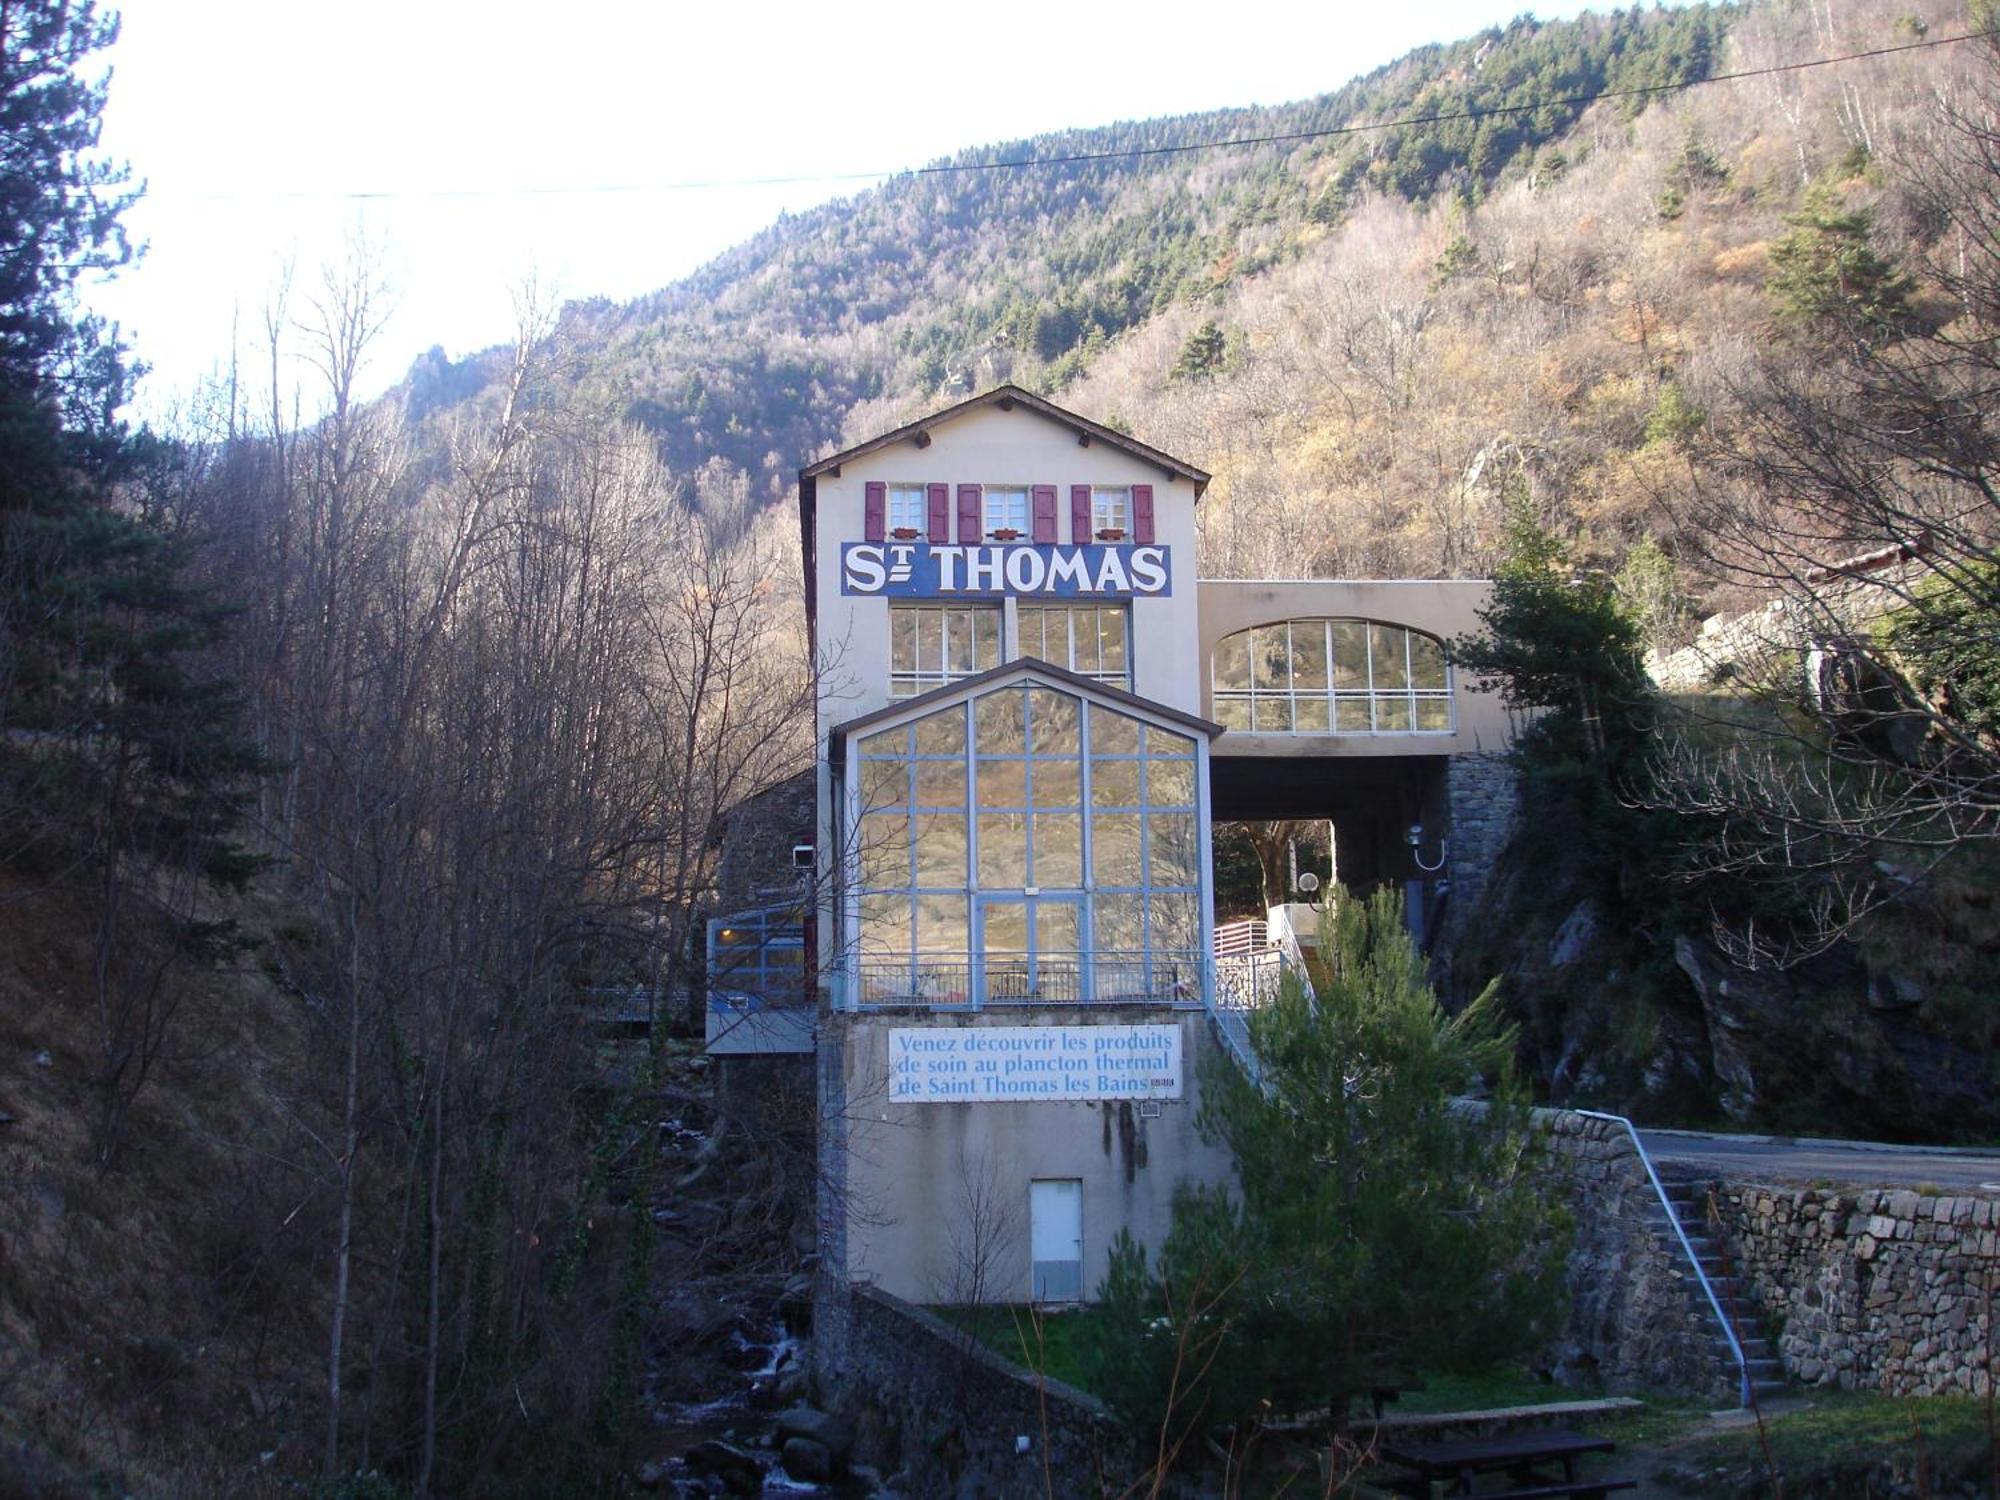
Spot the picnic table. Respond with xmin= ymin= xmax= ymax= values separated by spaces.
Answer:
xmin=1376 ymin=1426 xmax=1633 ymax=1499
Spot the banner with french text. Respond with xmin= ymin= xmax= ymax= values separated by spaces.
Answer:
xmin=887 ymin=1024 xmax=1182 ymax=1103
xmin=841 ymin=542 xmax=1171 ymax=598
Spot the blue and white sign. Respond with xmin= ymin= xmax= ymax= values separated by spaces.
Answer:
xmin=841 ymin=543 xmax=1171 ymax=598
xmin=888 ymin=1024 xmax=1182 ymax=1102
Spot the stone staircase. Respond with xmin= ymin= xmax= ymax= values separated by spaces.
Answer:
xmin=1654 ymin=1170 xmax=1790 ymax=1404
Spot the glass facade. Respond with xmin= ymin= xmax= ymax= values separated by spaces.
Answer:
xmin=851 ymin=684 xmax=1202 ymax=1006
xmin=890 ymin=604 xmax=1002 ymax=697
xmin=1211 ymin=619 xmax=1452 ymax=734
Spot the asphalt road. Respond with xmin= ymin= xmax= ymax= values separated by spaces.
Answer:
xmin=1637 ymin=1128 xmax=2000 ymax=1191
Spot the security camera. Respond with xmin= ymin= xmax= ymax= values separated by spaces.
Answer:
xmin=791 ymin=843 xmax=815 ymax=870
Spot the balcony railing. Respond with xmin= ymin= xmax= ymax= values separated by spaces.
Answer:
xmin=843 ymin=950 xmax=1205 ymax=1011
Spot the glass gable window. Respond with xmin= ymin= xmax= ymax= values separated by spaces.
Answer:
xmin=850 ymin=684 xmax=1202 ymax=1006
xmin=1017 ymin=604 xmax=1131 ymax=688
xmin=890 ymin=604 xmax=1001 ymax=697
xmin=983 ymin=486 xmax=1030 ymax=538
xmin=1212 ymin=620 xmax=1452 ymax=735
xmin=886 ymin=484 xmax=927 ymax=534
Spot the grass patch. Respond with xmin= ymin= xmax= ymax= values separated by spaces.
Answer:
xmin=1688 ymin=1391 xmax=1994 ymax=1490
xmin=934 ymin=1304 xmax=1098 ymax=1391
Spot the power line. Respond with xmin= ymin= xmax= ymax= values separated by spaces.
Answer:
xmin=170 ymin=26 xmax=1992 ymax=204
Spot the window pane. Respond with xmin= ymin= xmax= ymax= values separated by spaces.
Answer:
xmin=1295 ymin=696 xmax=1331 ymax=733
xmin=1099 ymin=610 xmax=1128 ymax=672
xmin=1148 ymin=758 xmax=1194 ymax=807
xmin=1370 ymin=625 xmax=1409 ymax=689
xmin=1036 ymin=900 xmax=1080 ymax=953
xmin=888 ymin=486 xmax=926 ymax=531
xmin=982 ymin=900 xmax=1027 ymax=955
xmin=1148 ymin=812 xmax=1199 ymax=886
xmin=1032 ymin=758 xmax=1080 ymax=809
xmin=1332 ymin=622 xmax=1368 ymax=688
xmin=1416 ymin=697 xmax=1452 ymax=731
xmin=1336 ymin=697 xmax=1373 ymax=732
xmin=976 ymin=691 xmax=1027 ymax=754
xmin=1091 ymin=707 xmax=1140 ymax=755
xmin=858 ymin=811 xmax=909 ymax=887
xmin=1252 ymin=626 xmax=1289 ymax=690
xmin=1252 ymin=696 xmax=1293 ymax=733
xmin=915 ymin=894 xmax=966 ymax=954
xmin=860 ymin=758 xmax=907 ymax=811
xmin=1092 ymin=812 xmax=1142 ymax=886
xmin=977 ymin=757 xmax=1027 ymax=809
xmin=1215 ymin=696 xmax=1252 ymax=732
xmin=913 ymin=708 xmax=965 ymax=756
xmin=1409 ymin=632 xmax=1447 ymax=689
xmin=1094 ymin=893 xmax=1144 ymax=952
xmin=1213 ymin=633 xmax=1250 ymax=692
xmin=859 ymin=894 xmax=907 ymax=957
xmin=859 ymin=727 xmax=906 ymax=759
xmin=1093 ymin=487 xmax=1129 ymax=532
xmin=1291 ymin=622 xmax=1328 ymax=688
xmin=978 ymin=813 xmax=1028 ymax=885
xmin=1145 ymin=726 xmax=1195 ymax=757
xmin=1033 ymin=814 xmax=1082 ymax=886
xmin=1376 ymin=698 xmax=1413 ymax=732
xmin=891 ymin=610 xmax=919 ymax=674
xmin=1029 ymin=689 xmax=1080 ymax=754
xmin=914 ymin=813 xmax=967 ymax=885
xmin=1150 ymin=892 xmax=1199 ymax=951
xmin=947 ymin=610 xmax=979 ymax=673
xmin=975 ymin=609 xmax=1000 ymax=667
xmin=1091 ymin=759 xmax=1140 ymax=808
xmin=914 ymin=758 xmax=965 ymax=807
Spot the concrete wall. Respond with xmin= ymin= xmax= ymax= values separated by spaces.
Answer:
xmin=1711 ymin=1180 xmax=1998 ymax=1397
xmin=1196 ymin=578 xmax=1514 ymax=758
xmin=813 ymin=1281 xmax=1140 ymax=1498
xmin=819 ymin=1006 xmax=1237 ymax=1305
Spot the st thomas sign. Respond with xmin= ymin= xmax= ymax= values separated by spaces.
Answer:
xmin=841 ymin=542 xmax=1171 ymax=598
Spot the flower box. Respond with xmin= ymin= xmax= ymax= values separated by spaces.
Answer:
xmin=989 ymin=528 xmax=1023 ymax=541
xmin=890 ymin=526 xmax=922 ymax=540
xmin=1096 ymin=528 xmax=1127 ymax=542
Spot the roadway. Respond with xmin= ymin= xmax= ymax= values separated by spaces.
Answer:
xmin=1637 ymin=1127 xmax=2000 ymax=1192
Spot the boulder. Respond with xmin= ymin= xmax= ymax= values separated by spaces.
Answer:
xmin=780 ymin=1436 xmax=832 ymax=1483
xmin=683 ymin=1438 xmax=760 ymax=1495
xmin=774 ymin=1404 xmax=853 ymax=1461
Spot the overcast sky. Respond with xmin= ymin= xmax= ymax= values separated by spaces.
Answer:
xmin=87 ymin=0 xmax=1634 ymax=418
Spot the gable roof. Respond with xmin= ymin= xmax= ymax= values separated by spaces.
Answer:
xmin=799 ymin=384 xmax=1210 ymax=493
xmin=828 ymin=656 xmax=1223 ymax=769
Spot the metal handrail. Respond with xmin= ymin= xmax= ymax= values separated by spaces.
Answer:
xmin=1575 ymin=1109 xmax=1752 ymax=1407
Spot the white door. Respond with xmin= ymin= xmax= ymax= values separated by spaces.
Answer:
xmin=1030 ymin=1179 xmax=1083 ymax=1302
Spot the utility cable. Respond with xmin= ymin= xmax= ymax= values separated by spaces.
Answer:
xmin=166 ymin=26 xmax=1994 ymax=203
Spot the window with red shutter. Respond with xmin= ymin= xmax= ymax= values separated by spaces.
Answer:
xmin=1070 ymin=485 xmax=1091 ymax=544
xmin=927 ymin=483 xmax=950 ymax=543
xmin=957 ymin=484 xmax=982 ymax=543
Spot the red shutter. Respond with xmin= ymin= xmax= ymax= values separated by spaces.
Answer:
xmin=1132 ymin=483 xmax=1155 ymax=545
xmin=926 ymin=482 xmax=949 ymax=543
xmin=1031 ymin=484 xmax=1058 ymax=544
xmin=1071 ymin=485 xmax=1092 ymax=543
xmin=863 ymin=481 xmax=886 ymax=543
xmin=957 ymin=484 xmax=982 ymax=543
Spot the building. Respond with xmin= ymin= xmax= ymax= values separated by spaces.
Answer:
xmin=713 ymin=385 xmax=1516 ymax=1306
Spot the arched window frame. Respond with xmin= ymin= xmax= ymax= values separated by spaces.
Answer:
xmin=1211 ymin=619 xmax=1454 ymax=735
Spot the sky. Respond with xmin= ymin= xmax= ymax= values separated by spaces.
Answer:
xmin=86 ymin=0 xmax=1630 ymax=419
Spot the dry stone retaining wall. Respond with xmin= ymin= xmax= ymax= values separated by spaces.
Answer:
xmin=1537 ymin=1111 xmax=1741 ymax=1401
xmin=1710 ymin=1180 xmax=1998 ymax=1397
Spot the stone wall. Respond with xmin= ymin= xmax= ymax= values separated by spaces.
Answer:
xmin=1537 ymin=1111 xmax=1741 ymax=1401
xmin=813 ymin=1279 xmax=1143 ymax=1498
xmin=1710 ymin=1180 xmax=1998 ymax=1397
xmin=1438 ymin=750 xmax=1518 ymax=964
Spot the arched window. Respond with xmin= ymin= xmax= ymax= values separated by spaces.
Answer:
xmin=849 ymin=684 xmax=1201 ymax=1006
xmin=1211 ymin=620 xmax=1452 ymax=734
